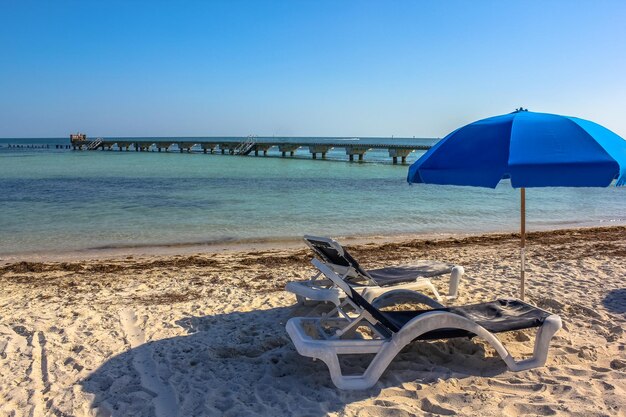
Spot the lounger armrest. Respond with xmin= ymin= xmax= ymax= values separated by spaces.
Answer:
xmin=286 ymin=318 xmax=385 ymax=355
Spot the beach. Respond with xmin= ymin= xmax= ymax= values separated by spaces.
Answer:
xmin=3 ymin=1 xmax=626 ymax=416
xmin=0 ymin=226 xmax=624 ymax=416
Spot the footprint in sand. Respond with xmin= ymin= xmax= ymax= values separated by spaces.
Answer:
xmin=487 ymin=379 xmax=546 ymax=395
xmin=420 ymin=397 xmax=457 ymax=415
xmin=610 ymin=358 xmax=626 ymax=370
xmin=118 ymin=308 xmax=178 ymax=417
xmin=502 ymin=403 xmax=558 ymax=416
xmin=30 ymin=331 xmax=51 ymax=416
xmin=6 ymin=326 xmax=51 ymax=417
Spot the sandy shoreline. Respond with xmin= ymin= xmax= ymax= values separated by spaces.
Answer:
xmin=1 ymin=223 xmax=621 ymax=265
xmin=0 ymin=226 xmax=624 ymax=416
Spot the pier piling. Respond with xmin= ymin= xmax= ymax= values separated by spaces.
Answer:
xmin=308 ymin=145 xmax=331 ymax=160
xmin=254 ymin=144 xmax=272 ymax=156
xmin=388 ymin=148 xmax=413 ymax=164
xmin=346 ymin=146 xmax=369 ymax=162
xmin=278 ymin=144 xmax=300 ymax=157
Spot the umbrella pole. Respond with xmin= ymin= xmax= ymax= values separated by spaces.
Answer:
xmin=520 ymin=187 xmax=526 ymax=300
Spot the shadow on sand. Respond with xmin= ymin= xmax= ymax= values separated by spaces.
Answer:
xmin=602 ymin=288 xmax=626 ymax=315
xmin=80 ymin=304 xmax=508 ymax=417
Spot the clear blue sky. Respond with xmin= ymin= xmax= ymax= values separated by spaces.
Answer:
xmin=1 ymin=0 xmax=625 ymax=138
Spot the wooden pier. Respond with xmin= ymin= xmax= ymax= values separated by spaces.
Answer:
xmin=69 ymin=135 xmax=434 ymax=164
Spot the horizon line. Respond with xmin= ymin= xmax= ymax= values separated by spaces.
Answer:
xmin=0 ymin=135 xmax=441 ymax=140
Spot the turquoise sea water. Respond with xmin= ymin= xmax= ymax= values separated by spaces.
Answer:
xmin=1 ymin=137 xmax=625 ymax=255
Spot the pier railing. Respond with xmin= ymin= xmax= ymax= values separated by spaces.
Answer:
xmin=87 ymin=138 xmax=103 ymax=150
xmin=234 ymin=137 xmax=257 ymax=155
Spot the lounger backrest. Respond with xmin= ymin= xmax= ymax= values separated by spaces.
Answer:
xmin=311 ymin=259 xmax=401 ymax=333
xmin=303 ymin=235 xmax=372 ymax=280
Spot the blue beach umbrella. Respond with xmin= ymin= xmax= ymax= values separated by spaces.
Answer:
xmin=408 ymin=109 xmax=626 ymax=299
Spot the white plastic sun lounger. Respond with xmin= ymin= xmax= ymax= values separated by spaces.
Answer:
xmin=285 ymin=235 xmax=464 ymax=305
xmin=285 ymin=259 xmax=562 ymax=390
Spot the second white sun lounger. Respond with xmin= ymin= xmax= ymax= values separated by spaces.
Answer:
xmin=285 ymin=235 xmax=464 ymax=305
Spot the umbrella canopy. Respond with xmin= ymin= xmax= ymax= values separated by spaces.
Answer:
xmin=408 ymin=109 xmax=626 ymax=299
xmin=409 ymin=110 xmax=626 ymax=188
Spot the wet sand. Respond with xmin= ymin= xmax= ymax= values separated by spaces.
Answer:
xmin=0 ymin=226 xmax=624 ymax=416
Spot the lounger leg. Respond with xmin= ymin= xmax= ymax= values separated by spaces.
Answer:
xmin=318 ymin=351 xmax=389 ymax=390
xmin=507 ymin=314 xmax=562 ymax=371
xmin=447 ymin=266 xmax=464 ymax=300
xmin=423 ymin=281 xmax=442 ymax=301
xmin=319 ymin=353 xmax=347 ymax=389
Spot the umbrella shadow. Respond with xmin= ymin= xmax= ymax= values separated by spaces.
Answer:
xmin=80 ymin=304 xmax=508 ymax=417
xmin=602 ymin=288 xmax=626 ymax=315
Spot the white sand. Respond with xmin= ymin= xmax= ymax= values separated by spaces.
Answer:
xmin=0 ymin=227 xmax=624 ymax=416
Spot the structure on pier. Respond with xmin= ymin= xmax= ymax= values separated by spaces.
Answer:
xmin=70 ymin=133 xmax=87 ymax=142
xmin=69 ymin=135 xmax=433 ymax=164
xmin=70 ymin=133 xmax=104 ymax=150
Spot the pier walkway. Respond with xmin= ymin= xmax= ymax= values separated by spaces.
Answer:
xmin=69 ymin=136 xmax=435 ymax=164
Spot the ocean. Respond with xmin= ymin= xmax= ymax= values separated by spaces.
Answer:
xmin=1 ymin=137 xmax=624 ymax=256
